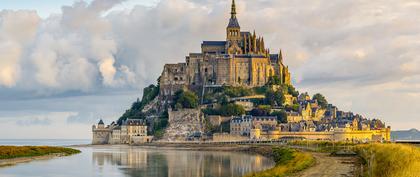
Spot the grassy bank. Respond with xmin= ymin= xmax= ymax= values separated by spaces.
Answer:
xmin=246 ymin=147 xmax=315 ymax=177
xmin=287 ymin=140 xmax=356 ymax=152
xmin=0 ymin=146 xmax=81 ymax=159
xmin=355 ymin=144 xmax=420 ymax=177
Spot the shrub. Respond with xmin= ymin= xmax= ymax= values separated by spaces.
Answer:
xmin=222 ymin=86 xmax=254 ymax=97
xmin=219 ymin=103 xmax=245 ymax=116
xmin=118 ymin=84 xmax=159 ymax=124
xmin=250 ymin=105 xmax=272 ymax=116
xmin=264 ymin=89 xmax=285 ymax=106
xmin=271 ymin=110 xmax=287 ymax=123
xmin=173 ymin=90 xmax=199 ymax=109
xmin=312 ymin=93 xmax=328 ymax=108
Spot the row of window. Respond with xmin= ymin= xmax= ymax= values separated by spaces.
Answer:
xmin=229 ymin=30 xmax=239 ymax=36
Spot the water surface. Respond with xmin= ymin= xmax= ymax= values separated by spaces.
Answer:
xmin=0 ymin=145 xmax=275 ymax=177
xmin=0 ymin=139 xmax=90 ymax=146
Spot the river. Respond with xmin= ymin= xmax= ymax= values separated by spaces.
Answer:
xmin=0 ymin=144 xmax=275 ymax=177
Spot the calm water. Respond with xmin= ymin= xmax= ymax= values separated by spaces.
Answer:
xmin=0 ymin=139 xmax=90 ymax=146
xmin=0 ymin=142 xmax=275 ymax=177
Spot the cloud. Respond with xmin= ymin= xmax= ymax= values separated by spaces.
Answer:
xmin=0 ymin=0 xmax=420 ymax=132
xmin=16 ymin=117 xmax=52 ymax=126
xmin=0 ymin=10 xmax=39 ymax=87
xmin=67 ymin=112 xmax=102 ymax=124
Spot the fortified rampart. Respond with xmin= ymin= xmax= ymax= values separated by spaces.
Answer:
xmin=252 ymin=128 xmax=391 ymax=142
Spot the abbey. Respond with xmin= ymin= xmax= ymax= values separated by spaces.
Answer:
xmin=93 ymin=0 xmax=391 ymax=144
xmin=159 ymin=0 xmax=291 ymax=99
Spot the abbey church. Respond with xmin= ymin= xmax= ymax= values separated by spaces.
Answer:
xmin=159 ymin=0 xmax=291 ymax=98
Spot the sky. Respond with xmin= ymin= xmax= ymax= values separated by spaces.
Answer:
xmin=0 ymin=0 xmax=419 ymax=139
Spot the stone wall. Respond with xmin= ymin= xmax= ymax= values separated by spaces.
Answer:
xmin=163 ymin=108 xmax=205 ymax=141
xmin=159 ymin=63 xmax=188 ymax=99
xmin=131 ymin=136 xmax=154 ymax=145
xmin=207 ymin=115 xmax=232 ymax=127
xmin=92 ymin=129 xmax=111 ymax=145
xmin=213 ymin=133 xmax=248 ymax=142
xmin=252 ymin=128 xmax=392 ymax=142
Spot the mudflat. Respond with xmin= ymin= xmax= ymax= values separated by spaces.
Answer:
xmin=0 ymin=153 xmax=66 ymax=167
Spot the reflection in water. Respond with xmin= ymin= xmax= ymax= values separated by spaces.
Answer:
xmin=0 ymin=146 xmax=274 ymax=177
xmin=92 ymin=146 xmax=274 ymax=177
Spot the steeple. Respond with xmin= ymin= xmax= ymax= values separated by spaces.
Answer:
xmin=227 ymin=0 xmax=240 ymax=29
xmin=279 ymin=49 xmax=283 ymax=63
xmin=231 ymin=0 xmax=237 ymax=18
xmin=227 ymin=0 xmax=240 ymax=41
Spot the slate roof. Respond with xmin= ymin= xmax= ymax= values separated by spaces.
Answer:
xmin=228 ymin=17 xmax=240 ymax=28
xmin=202 ymin=41 xmax=227 ymax=46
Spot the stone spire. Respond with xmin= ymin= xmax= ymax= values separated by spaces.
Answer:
xmin=227 ymin=0 xmax=240 ymax=41
xmin=231 ymin=0 xmax=237 ymax=18
xmin=227 ymin=0 xmax=240 ymax=28
xmin=279 ymin=49 xmax=283 ymax=62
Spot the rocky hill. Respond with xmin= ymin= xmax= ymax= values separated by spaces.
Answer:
xmin=392 ymin=129 xmax=420 ymax=140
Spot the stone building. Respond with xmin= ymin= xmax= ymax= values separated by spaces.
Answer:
xmin=92 ymin=119 xmax=153 ymax=145
xmin=92 ymin=120 xmax=111 ymax=145
xmin=159 ymin=0 xmax=292 ymax=99
xmin=230 ymin=115 xmax=277 ymax=137
xmin=230 ymin=115 xmax=252 ymax=136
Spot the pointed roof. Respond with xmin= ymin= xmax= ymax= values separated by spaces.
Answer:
xmin=98 ymin=119 xmax=104 ymax=125
xmin=279 ymin=49 xmax=283 ymax=62
xmin=231 ymin=0 xmax=237 ymax=18
xmin=227 ymin=0 xmax=240 ymax=28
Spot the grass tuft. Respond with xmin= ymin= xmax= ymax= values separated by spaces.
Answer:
xmin=0 ymin=146 xmax=81 ymax=159
xmin=355 ymin=143 xmax=420 ymax=177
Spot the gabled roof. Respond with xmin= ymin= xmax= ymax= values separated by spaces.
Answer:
xmin=202 ymin=41 xmax=227 ymax=46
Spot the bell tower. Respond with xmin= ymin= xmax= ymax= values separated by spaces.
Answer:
xmin=227 ymin=0 xmax=240 ymax=42
xmin=226 ymin=0 xmax=242 ymax=54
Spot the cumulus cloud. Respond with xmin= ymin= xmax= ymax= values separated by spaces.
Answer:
xmin=0 ymin=10 xmax=39 ymax=87
xmin=0 ymin=0 xmax=420 ymax=131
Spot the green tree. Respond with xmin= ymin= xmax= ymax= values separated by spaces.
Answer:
xmin=250 ymin=105 xmax=272 ymax=116
xmin=219 ymin=103 xmax=245 ymax=116
xmin=271 ymin=110 xmax=287 ymax=123
xmin=286 ymin=85 xmax=299 ymax=97
xmin=173 ymin=90 xmax=199 ymax=109
xmin=312 ymin=93 xmax=328 ymax=108
xmin=285 ymin=104 xmax=300 ymax=112
xmin=223 ymin=86 xmax=253 ymax=97
xmin=267 ymin=76 xmax=282 ymax=85
xmin=265 ymin=89 xmax=285 ymax=106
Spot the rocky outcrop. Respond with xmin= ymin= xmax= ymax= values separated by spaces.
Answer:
xmin=161 ymin=108 xmax=205 ymax=141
